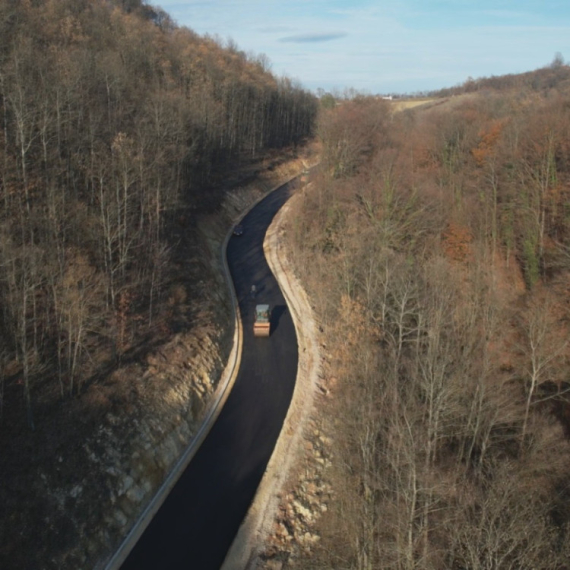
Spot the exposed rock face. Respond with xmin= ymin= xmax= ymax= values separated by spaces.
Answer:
xmin=47 ymin=321 xmax=229 ymax=569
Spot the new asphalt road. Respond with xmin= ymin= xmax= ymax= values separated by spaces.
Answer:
xmin=121 ymin=182 xmax=299 ymax=569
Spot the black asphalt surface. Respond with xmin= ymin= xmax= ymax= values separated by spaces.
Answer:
xmin=121 ymin=182 xmax=299 ymax=570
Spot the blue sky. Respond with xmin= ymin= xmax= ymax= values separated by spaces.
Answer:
xmin=158 ymin=0 xmax=570 ymax=94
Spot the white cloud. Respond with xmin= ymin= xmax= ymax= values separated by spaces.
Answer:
xmin=279 ymin=32 xmax=348 ymax=43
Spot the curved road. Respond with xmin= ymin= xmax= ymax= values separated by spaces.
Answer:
xmin=121 ymin=182 xmax=298 ymax=569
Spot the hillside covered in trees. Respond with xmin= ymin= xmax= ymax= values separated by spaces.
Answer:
xmin=278 ymin=68 xmax=570 ymax=568
xmin=429 ymin=55 xmax=570 ymax=98
xmin=0 ymin=0 xmax=316 ymax=566
xmin=0 ymin=0 xmax=315 ymax=427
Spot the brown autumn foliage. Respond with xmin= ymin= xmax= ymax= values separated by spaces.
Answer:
xmin=282 ymin=80 xmax=570 ymax=568
xmin=442 ymin=222 xmax=473 ymax=263
xmin=471 ymin=119 xmax=507 ymax=166
xmin=0 ymin=0 xmax=317 ymax=429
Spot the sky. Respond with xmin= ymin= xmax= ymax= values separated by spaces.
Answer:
xmin=158 ymin=0 xmax=570 ymax=95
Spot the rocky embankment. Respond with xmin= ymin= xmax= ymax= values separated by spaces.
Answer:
xmin=262 ymin=417 xmax=335 ymax=569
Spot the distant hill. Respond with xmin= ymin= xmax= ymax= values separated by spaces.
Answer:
xmin=429 ymin=63 xmax=570 ymax=97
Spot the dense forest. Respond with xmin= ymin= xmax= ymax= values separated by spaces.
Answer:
xmin=0 ymin=0 xmax=316 ymax=429
xmin=285 ymin=70 xmax=570 ymax=568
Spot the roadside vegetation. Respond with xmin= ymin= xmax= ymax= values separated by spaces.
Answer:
xmin=285 ymin=67 xmax=570 ymax=569
xmin=0 ymin=0 xmax=315 ymax=428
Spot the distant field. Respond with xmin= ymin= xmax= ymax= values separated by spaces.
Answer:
xmin=391 ymin=98 xmax=438 ymax=111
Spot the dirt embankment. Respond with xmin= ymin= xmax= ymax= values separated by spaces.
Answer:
xmin=0 ymin=145 xmax=317 ymax=570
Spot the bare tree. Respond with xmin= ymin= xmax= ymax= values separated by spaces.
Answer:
xmin=518 ymin=294 xmax=567 ymax=440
